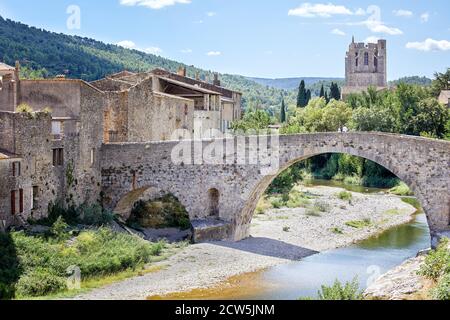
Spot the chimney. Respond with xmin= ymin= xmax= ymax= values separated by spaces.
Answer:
xmin=213 ymin=73 xmax=221 ymax=86
xmin=14 ymin=60 xmax=20 ymax=81
xmin=177 ymin=66 xmax=186 ymax=77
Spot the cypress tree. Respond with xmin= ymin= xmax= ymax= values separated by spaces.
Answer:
xmin=297 ymin=80 xmax=308 ymax=108
xmin=280 ymin=98 xmax=286 ymax=123
xmin=319 ymin=84 xmax=325 ymax=98
xmin=306 ymin=89 xmax=311 ymax=105
xmin=324 ymin=91 xmax=330 ymax=104
xmin=330 ymin=82 xmax=341 ymax=101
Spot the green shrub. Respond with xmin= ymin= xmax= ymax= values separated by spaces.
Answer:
xmin=317 ymin=278 xmax=363 ymax=300
xmin=389 ymin=182 xmax=413 ymax=196
xmin=270 ymin=198 xmax=284 ymax=209
xmin=305 ymin=207 xmax=321 ymax=217
xmin=6 ymin=228 xmax=166 ymax=298
xmin=432 ymin=273 xmax=450 ymax=300
xmin=345 ymin=219 xmax=372 ymax=229
xmin=80 ymin=204 xmax=114 ymax=226
xmin=50 ymin=216 xmax=69 ymax=241
xmin=330 ymin=227 xmax=344 ymax=235
xmin=15 ymin=268 xmax=67 ymax=298
xmin=343 ymin=175 xmax=362 ymax=186
xmin=418 ymin=239 xmax=450 ymax=281
xmin=314 ymin=200 xmax=330 ymax=213
xmin=337 ymin=191 xmax=352 ymax=201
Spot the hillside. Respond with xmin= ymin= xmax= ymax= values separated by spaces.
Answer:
xmin=247 ymin=77 xmax=344 ymax=91
xmin=0 ymin=16 xmax=296 ymax=110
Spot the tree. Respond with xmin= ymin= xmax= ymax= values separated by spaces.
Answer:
xmin=280 ymin=98 xmax=287 ymax=123
xmin=306 ymin=89 xmax=312 ymax=105
xmin=330 ymin=82 xmax=341 ymax=101
xmin=297 ymin=80 xmax=308 ymax=108
xmin=231 ymin=109 xmax=272 ymax=133
xmin=320 ymin=84 xmax=325 ymax=98
xmin=322 ymin=100 xmax=353 ymax=132
xmin=411 ymin=98 xmax=449 ymax=138
xmin=431 ymin=68 xmax=450 ymax=96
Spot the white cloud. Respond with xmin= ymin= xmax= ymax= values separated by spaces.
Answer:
xmin=206 ymin=51 xmax=221 ymax=56
xmin=393 ymin=9 xmax=413 ymax=17
xmin=420 ymin=12 xmax=429 ymax=23
xmin=365 ymin=20 xmax=403 ymax=35
xmin=117 ymin=41 xmax=163 ymax=55
xmin=117 ymin=40 xmax=136 ymax=49
xmin=288 ymin=3 xmax=353 ymax=18
xmin=364 ymin=36 xmax=381 ymax=43
xmin=181 ymin=48 xmax=193 ymax=53
xmin=354 ymin=8 xmax=366 ymax=16
xmin=119 ymin=0 xmax=191 ymax=10
xmin=143 ymin=47 xmax=163 ymax=55
xmin=206 ymin=11 xmax=216 ymax=17
xmin=406 ymin=38 xmax=450 ymax=52
xmin=331 ymin=28 xmax=346 ymax=36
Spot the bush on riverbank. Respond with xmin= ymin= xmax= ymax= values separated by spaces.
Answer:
xmin=418 ymin=238 xmax=450 ymax=300
xmin=389 ymin=182 xmax=413 ymax=196
xmin=300 ymin=278 xmax=363 ymax=300
xmin=0 ymin=219 xmax=167 ymax=299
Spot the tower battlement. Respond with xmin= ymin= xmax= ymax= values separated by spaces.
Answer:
xmin=342 ymin=38 xmax=387 ymax=98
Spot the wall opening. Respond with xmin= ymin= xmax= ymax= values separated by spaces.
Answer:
xmin=208 ymin=188 xmax=220 ymax=218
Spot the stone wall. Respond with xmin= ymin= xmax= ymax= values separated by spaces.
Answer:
xmin=19 ymin=80 xmax=82 ymax=118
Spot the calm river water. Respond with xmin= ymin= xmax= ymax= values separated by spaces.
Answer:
xmin=151 ymin=182 xmax=431 ymax=300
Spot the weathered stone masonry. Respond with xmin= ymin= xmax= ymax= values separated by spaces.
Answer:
xmin=101 ymin=133 xmax=450 ymax=245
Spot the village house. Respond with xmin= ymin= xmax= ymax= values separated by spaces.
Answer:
xmin=0 ymin=62 xmax=242 ymax=229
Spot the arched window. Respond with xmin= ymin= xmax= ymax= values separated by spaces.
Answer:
xmin=364 ymin=52 xmax=369 ymax=66
xmin=208 ymin=188 xmax=220 ymax=218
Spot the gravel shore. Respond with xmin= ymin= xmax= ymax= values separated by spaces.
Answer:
xmin=75 ymin=185 xmax=416 ymax=300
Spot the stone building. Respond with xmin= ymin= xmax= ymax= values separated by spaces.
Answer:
xmin=342 ymin=37 xmax=387 ymax=99
xmin=0 ymin=62 xmax=242 ymax=229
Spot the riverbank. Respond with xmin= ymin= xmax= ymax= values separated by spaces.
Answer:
xmin=74 ymin=184 xmax=417 ymax=300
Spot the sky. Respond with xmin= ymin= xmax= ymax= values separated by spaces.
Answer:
xmin=0 ymin=0 xmax=449 ymax=80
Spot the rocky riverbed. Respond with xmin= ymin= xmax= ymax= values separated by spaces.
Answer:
xmin=75 ymin=185 xmax=417 ymax=300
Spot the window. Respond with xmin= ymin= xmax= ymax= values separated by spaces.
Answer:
xmin=32 ymin=186 xmax=39 ymax=210
xmin=208 ymin=188 xmax=220 ymax=218
xmin=355 ymin=58 xmax=358 ymax=67
xmin=19 ymin=189 xmax=23 ymax=213
xmin=364 ymin=52 xmax=369 ymax=66
xmin=10 ymin=189 xmax=24 ymax=215
xmin=10 ymin=190 xmax=15 ymax=215
xmin=109 ymin=131 xmax=118 ymax=142
xmin=12 ymin=161 xmax=21 ymax=177
xmin=52 ymin=121 xmax=64 ymax=140
xmin=53 ymin=148 xmax=64 ymax=166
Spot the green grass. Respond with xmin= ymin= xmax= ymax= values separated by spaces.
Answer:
xmin=0 ymin=223 xmax=175 ymax=299
xmin=313 ymin=200 xmax=331 ymax=213
xmin=345 ymin=219 xmax=372 ymax=229
xmin=305 ymin=207 xmax=322 ymax=217
xmin=330 ymin=227 xmax=344 ymax=235
xmin=389 ymin=182 xmax=413 ymax=196
xmin=336 ymin=191 xmax=353 ymax=201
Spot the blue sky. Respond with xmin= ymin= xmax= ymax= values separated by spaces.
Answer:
xmin=0 ymin=0 xmax=449 ymax=79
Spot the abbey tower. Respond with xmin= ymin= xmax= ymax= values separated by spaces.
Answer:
xmin=342 ymin=37 xmax=387 ymax=98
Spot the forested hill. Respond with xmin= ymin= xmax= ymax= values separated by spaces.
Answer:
xmin=0 ymin=16 xmax=294 ymax=110
xmin=247 ymin=77 xmax=344 ymax=90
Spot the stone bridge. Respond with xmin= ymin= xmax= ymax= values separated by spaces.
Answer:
xmin=100 ymin=132 xmax=450 ymax=246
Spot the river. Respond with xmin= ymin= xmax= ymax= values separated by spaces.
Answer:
xmin=150 ymin=182 xmax=431 ymax=300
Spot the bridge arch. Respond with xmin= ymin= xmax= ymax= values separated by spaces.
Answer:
xmin=233 ymin=133 xmax=450 ymax=245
